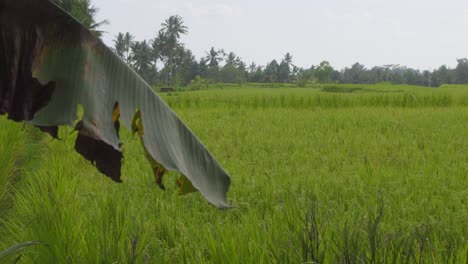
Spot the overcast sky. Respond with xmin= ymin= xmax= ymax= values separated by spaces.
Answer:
xmin=93 ymin=0 xmax=468 ymax=70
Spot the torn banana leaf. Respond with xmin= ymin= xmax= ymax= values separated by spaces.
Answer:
xmin=0 ymin=0 xmax=231 ymax=208
xmin=131 ymin=110 xmax=196 ymax=194
xmin=132 ymin=110 xmax=168 ymax=190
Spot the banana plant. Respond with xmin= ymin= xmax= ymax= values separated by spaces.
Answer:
xmin=0 ymin=0 xmax=230 ymax=208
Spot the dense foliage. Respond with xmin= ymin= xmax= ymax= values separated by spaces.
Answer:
xmin=52 ymin=0 xmax=108 ymax=37
xmin=113 ymin=25 xmax=468 ymax=88
xmin=50 ymin=0 xmax=468 ymax=88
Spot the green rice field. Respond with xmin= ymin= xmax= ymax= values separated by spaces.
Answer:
xmin=1 ymin=84 xmax=467 ymax=263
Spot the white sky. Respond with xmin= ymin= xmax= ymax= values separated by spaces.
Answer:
xmin=94 ymin=0 xmax=468 ymax=70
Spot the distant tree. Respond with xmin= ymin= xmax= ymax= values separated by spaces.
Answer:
xmin=389 ymin=71 xmax=404 ymax=84
xmin=263 ymin=60 xmax=280 ymax=82
xmin=204 ymin=47 xmax=225 ymax=82
xmin=438 ymin=65 xmax=451 ymax=84
xmin=220 ymin=64 xmax=245 ymax=84
xmin=329 ymin=70 xmax=342 ymax=83
xmin=152 ymin=30 xmax=168 ymax=66
xmin=52 ymin=0 xmax=108 ymax=37
xmin=122 ymin=33 xmax=134 ymax=64
xmin=301 ymin=66 xmax=316 ymax=81
xmin=422 ymin=70 xmax=432 ymax=87
xmin=432 ymin=65 xmax=453 ymax=86
xmin=296 ymin=69 xmax=310 ymax=87
xmin=278 ymin=61 xmax=290 ymax=83
xmin=282 ymin=53 xmax=294 ymax=82
xmin=368 ymin=66 xmax=386 ymax=83
xmin=402 ymin=69 xmax=420 ymax=85
xmin=455 ymin=58 xmax=468 ymax=84
xmin=314 ymin=61 xmax=333 ymax=83
xmin=283 ymin=53 xmax=293 ymax=67
xmin=205 ymin=47 xmax=224 ymax=69
xmin=131 ymin=40 xmax=154 ymax=82
xmin=173 ymin=46 xmax=199 ymax=86
xmin=161 ymin=15 xmax=188 ymax=39
xmin=159 ymin=15 xmax=188 ymax=87
xmin=113 ymin=33 xmax=125 ymax=59
xmin=225 ymin=52 xmax=241 ymax=67
xmin=238 ymin=61 xmax=248 ymax=82
xmin=113 ymin=32 xmax=133 ymax=64
xmin=211 ymin=51 xmax=246 ymax=83
xmin=343 ymin=62 xmax=367 ymax=83
xmin=197 ymin=58 xmax=209 ymax=78
xmin=291 ymin=65 xmax=300 ymax=81
xmin=248 ymin=62 xmax=257 ymax=73
xmin=248 ymin=66 xmax=264 ymax=82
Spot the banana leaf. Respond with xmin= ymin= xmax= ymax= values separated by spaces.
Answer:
xmin=0 ymin=0 xmax=231 ymax=208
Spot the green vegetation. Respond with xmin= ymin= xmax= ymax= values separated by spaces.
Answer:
xmin=0 ymin=121 xmax=45 ymax=262
xmin=1 ymin=84 xmax=467 ymax=263
xmin=112 ymin=15 xmax=468 ymax=88
xmin=3 ymin=0 xmax=467 ymax=262
xmin=52 ymin=0 xmax=108 ymax=37
xmin=53 ymin=0 xmax=468 ymax=89
xmin=162 ymin=83 xmax=467 ymax=109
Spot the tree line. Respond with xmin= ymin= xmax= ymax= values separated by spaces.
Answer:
xmin=49 ymin=1 xmax=468 ymax=88
xmin=113 ymin=16 xmax=468 ymax=88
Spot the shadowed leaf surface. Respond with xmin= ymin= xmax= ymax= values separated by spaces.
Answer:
xmin=36 ymin=125 xmax=59 ymax=138
xmin=0 ymin=24 xmax=55 ymax=121
xmin=74 ymin=120 xmax=123 ymax=182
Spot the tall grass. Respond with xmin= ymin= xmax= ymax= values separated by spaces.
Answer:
xmin=0 ymin=118 xmax=45 ymax=261
xmin=162 ymin=84 xmax=468 ymax=110
xmin=0 ymin=120 xmax=40 ymax=222
xmin=0 ymin=84 xmax=467 ymax=263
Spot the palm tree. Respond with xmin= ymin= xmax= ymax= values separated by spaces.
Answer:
xmin=205 ymin=47 xmax=223 ymax=68
xmin=248 ymin=62 xmax=257 ymax=73
xmin=172 ymin=45 xmax=197 ymax=85
xmin=52 ymin=0 xmax=108 ymax=37
xmin=131 ymin=40 xmax=153 ymax=81
xmin=123 ymin=33 xmax=134 ymax=64
xmin=283 ymin=53 xmax=293 ymax=69
xmin=161 ymin=15 xmax=188 ymax=39
xmin=152 ymin=30 xmax=171 ymax=85
xmin=225 ymin=52 xmax=242 ymax=67
xmin=113 ymin=33 xmax=126 ymax=59
xmin=113 ymin=32 xmax=134 ymax=64
xmin=152 ymin=30 xmax=168 ymax=68
xmin=225 ymin=52 xmax=236 ymax=66
xmin=159 ymin=15 xmax=188 ymax=87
